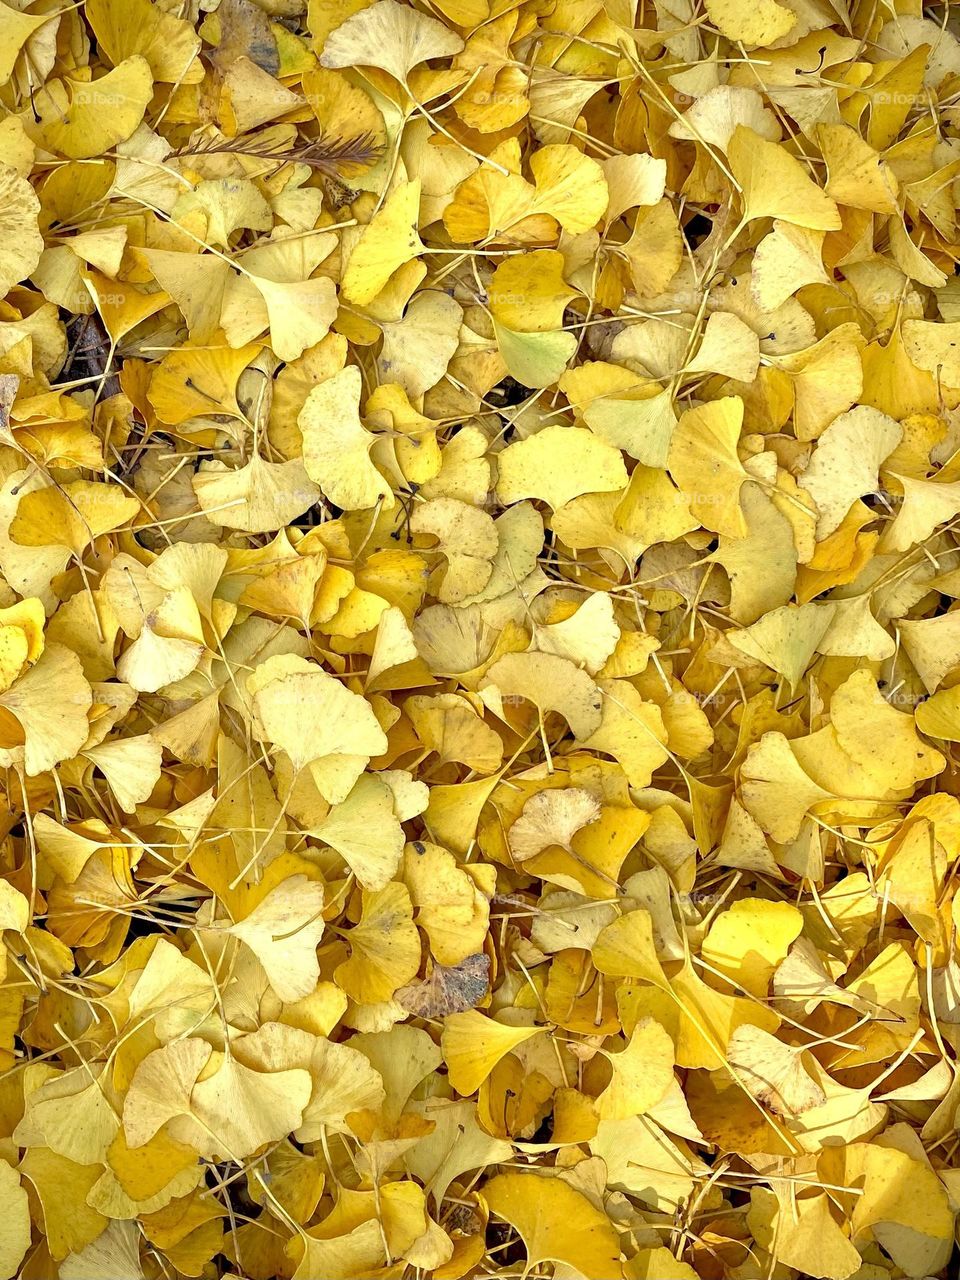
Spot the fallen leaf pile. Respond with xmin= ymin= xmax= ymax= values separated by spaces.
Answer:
xmin=4 ymin=0 xmax=960 ymax=1276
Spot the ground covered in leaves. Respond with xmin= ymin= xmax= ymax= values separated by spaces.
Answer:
xmin=3 ymin=0 xmax=960 ymax=1277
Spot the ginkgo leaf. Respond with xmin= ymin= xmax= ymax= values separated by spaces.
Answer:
xmin=493 ymin=322 xmax=578 ymax=388
xmin=441 ymin=1010 xmax=541 ymax=1095
xmin=224 ymin=875 xmax=326 ymax=1002
xmin=0 ymin=643 xmax=92 ymax=776
xmin=221 ymin=235 xmax=339 ymax=362
xmin=299 ymin=365 xmax=392 ymax=512
xmin=483 ymin=1172 xmax=621 ymax=1278
xmin=250 ymin=656 xmax=387 ymax=800
xmin=312 ymin=773 xmax=407 ymax=889
xmin=0 ymin=6 xmax=49 ymax=87
xmin=800 ymin=406 xmax=902 ymax=537
xmin=11 ymin=481 xmax=140 ymax=557
xmin=668 ymin=85 xmax=779 ymax=151
xmin=727 ymin=602 xmax=835 ymax=687
xmin=668 ymin=397 xmax=750 ymax=538
xmin=320 ymin=0 xmax=464 ymax=84
xmin=0 ymin=880 xmax=28 ymax=935
xmin=403 ymin=839 xmax=489 ymax=965
xmin=124 ymin=1036 xmax=312 ymax=1161
xmin=378 ymin=290 xmax=462 ymax=397
xmin=341 ymin=181 xmax=425 ymax=306
xmin=183 ymin=1052 xmax=313 ymax=1162
xmin=701 ymin=899 xmax=803 ymax=999
xmin=480 ymin=651 xmax=603 ymax=738
xmin=0 ymin=164 xmax=43 ymax=297
xmin=409 ymin=497 xmax=497 ymax=603
xmin=497 ymin=425 xmax=627 ymax=509
xmin=405 ymin=1097 xmax=511 ymax=1207
xmin=596 ymin=1018 xmax=675 ymax=1120
xmin=748 ymin=1189 xmax=862 ymax=1280
xmin=193 ymin=455 xmax=323 ymax=534
xmin=292 ymin=1036 xmax=386 ymax=1141
xmin=593 ymin=908 xmax=668 ymax=988
xmin=577 ymin=679 xmax=669 ymax=787
xmin=750 ymin=221 xmax=830 ymax=311
xmin=334 ymin=882 xmax=421 ymax=1003
xmin=85 ymin=0 xmax=202 ymax=82
xmin=488 ymin=249 xmax=578 ymax=332
xmin=397 ymin=953 xmax=490 ymax=1017
xmin=729 ymin=127 xmax=842 ymax=231
xmin=0 ymin=1162 xmax=30 ymax=1280
xmin=29 ymin=58 xmax=154 ymax=159
xmin=727 ymin=1025 xmax=826 ymax=1118
xmin=83 ymin=734 xmax=163 ymax=813
xmin=148 ymin=341 xmax=262 ymax=425
xmin=509 ymin=788 xmax=602 ymax=862
xmin=704 ymin=0 xmax=795 ymax=44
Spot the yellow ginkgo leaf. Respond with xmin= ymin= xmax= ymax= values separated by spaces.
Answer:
xmin=83 ymin=734 xmax=163 ymax=813
xmin=147 ymin=341 xmax=262 ymax=425
xmin=410 ymin=497 xmax=498 ymax=603
xmin=593 ymin=908 xmax=668 ymax=988
xmin=85 ymin=0 xmax=202 ymax=82
xmin=488 ymin=249 xmax=578 ymax=333
xmin=402 ymin=840 xmax=490 ymax=965
xmin=313 ymin=773 xmax=413 ymax=889
xmin=701 ymin=899 xmax=804 ymax=999
xmin=11 ymin=480 xmax=140 ymax=558
xmin=193 ymin=455 xmax=323 ymax=534
xmin=704 ymin=0 xmax=795 ymax=45
xmin=319 ymin=0 xmax=464 ymax=84
xmin=626 ymin=1247 xmax=699 ymax=1280
xmin=0 ymin=5 xmax=50 ymax=87
xmin=727 ymin=1025 xmax=826 ymax=1118
xmin=509 ymin=788 xmax=602 ymax=862
xmin=528 ymin=145 xmax=609 ymax=234
xmin=751 ymin=221 xmax=830 ymax=311
xmin=223 ymin=875 xmax=327 ymax=1002
xmin=480 ymin=651 xmax=603 ymax=738
xmin=916 ymin=685 xmax=960 ymax=742
xmin=596 ymin=1018 xmax=675 ymax=1120
xmin=444 ymin=141 xmax=607 ymax=242
xmin=727 ymin=602 xmax=836 ymax=687
xmin=483 ymin=1172 xmax=621 ymax=1278
xmin=577 ymin=679 xmax=669 ymax=787
xmin=333 ymin=881 xmax=422 ymax=1003
xmin=850 ymin=1143 xmax=954 ymax=1275
xmin=0 ymin=1161 xmax=30 ymax=1280
xmin=124 ymin=1036 xmax=313 ymax=1161
xmin=829 ymin=669 xmax=945 ymax=791
xmin=221 ymin=235 xmax=339 ymax=363
xmin=249 ymin=655 xmax=388 ymax=800
xmin=800 ymin=407 xmax=902 ymax=537
xmin=441 ymin=1010 xmax=542 ymax=1095
xmin=342 ymin=180 xmax=425 ymax=306
xmin=0 ymin=164 xmax=42 ymax=298
xmin=378 ymin=290 xmax=462 ymax=398
xmin=299 ymin=366 xmax=392 ymax=511
xmin=496 ymin=425 xmax=627 ymax=509
xmin=28 ymin=57 xmax=154 ymax=159
xmin=729 ymin=126 xmax=842 ymax=231
xmin=819 ymin=122 xmax=900 ymax=214
xmin=748 ymin=1189 xmax=862 ymax=1280
xmin=0 ymin=643 xmax=92 ymax=776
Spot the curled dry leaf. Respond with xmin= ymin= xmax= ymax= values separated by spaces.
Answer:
xmin=396 ymin=953 xmax=491 ymax=1017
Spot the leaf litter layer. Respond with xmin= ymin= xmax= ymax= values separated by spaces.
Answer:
xmin=0 ymin=0 xmax=959 ymax=1277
